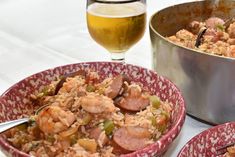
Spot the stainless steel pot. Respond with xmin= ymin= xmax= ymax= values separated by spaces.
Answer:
xmin=149 ymin=0 xmax=235 ymax=124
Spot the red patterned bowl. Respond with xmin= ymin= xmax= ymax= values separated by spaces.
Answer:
xmin=178 ymin=122 xmax=235 ymax=157
xmin=0 ymin=62 xmax=186 ymax=157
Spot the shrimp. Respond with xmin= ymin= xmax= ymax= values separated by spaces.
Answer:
xmin=79 ymin=93 xmax=116 ymax=114
xmin=36 ymin=106 xmax=75 ymax=134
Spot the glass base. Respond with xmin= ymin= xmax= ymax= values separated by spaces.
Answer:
xmin=110 ymin=52 xmax=125 ymax=63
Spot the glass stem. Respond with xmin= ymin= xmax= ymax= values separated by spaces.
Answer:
xmin=110 ymin=52 xmax=125 ymax=63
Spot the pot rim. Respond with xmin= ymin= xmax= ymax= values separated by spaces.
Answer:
xmin=149 ymin=0 xmax=235 ymax=61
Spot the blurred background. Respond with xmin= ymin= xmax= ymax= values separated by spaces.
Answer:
xmin=0 ymin=0 xmax=196 ymax=94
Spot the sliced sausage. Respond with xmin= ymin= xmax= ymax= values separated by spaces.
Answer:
xmin=113 ymin=126 xmax=151 ymax=151
xmin=105 ymin=75 xmax=124 ymax=99
xmin=116 ymin=86 xmax=149 ymax=112
xmin=205 ymin=17 xmax=225 ymax=29
xmin=109 ymin=139 xmax=131 ymax=155
xmin=118 ymin=97 xmax=149 ymax=112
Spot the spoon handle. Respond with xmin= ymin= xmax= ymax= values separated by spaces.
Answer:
xmin=0 ymin=118 xmax=29 ymax=134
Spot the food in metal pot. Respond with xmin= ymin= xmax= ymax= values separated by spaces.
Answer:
xmin=168 ymin=17 xmax=235 ymax=58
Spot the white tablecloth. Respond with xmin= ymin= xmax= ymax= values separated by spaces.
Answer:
xmin=0 ymin=0 xmax=210 ymax=156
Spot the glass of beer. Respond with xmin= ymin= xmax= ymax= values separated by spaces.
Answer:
xmin=86 ymin=0 xmax=146 ymax=62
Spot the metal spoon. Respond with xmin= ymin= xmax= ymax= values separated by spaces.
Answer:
xmin=0 ymin=70 xmax=86 ymax=134
xmin=0 ymin=104 xmax=48 ymax=134
xmin=195 ymin=26 xmax=207 ymax=48
xmin=0 ymin=118 xmax=31 ymax=133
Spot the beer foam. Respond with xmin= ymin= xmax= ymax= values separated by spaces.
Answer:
xmin=87 ymin=2 xmax=146 ymax=18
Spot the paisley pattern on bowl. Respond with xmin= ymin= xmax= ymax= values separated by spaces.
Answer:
xmin=0 ymin=62 xmax=186 ymax=157
xmin=178 ymin=122 xmax=235 ymax=157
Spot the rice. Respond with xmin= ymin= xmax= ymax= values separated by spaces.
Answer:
xmin=6 ymin=70 xmax=173 ymax=157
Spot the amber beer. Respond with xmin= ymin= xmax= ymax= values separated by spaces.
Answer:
xmin=87 ymin=2 xmax=146 ymax=53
